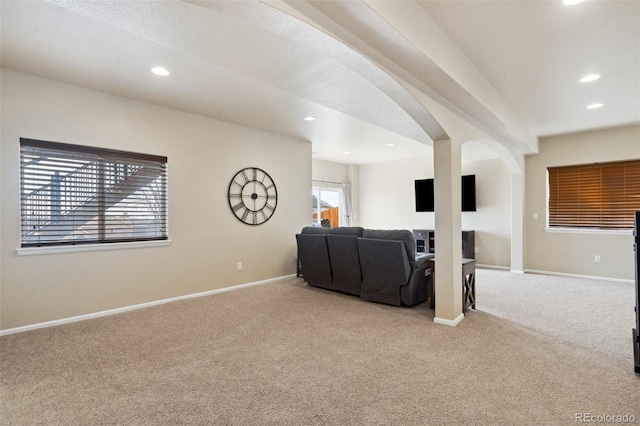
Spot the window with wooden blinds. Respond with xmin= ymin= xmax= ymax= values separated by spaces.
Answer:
xmin=548 ymin=160 xmax=640 ymax=230
xmin=20 ymin=138 xmax=168 ymax=247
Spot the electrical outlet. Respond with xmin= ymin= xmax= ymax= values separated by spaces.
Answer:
xmin=533 ymin=213 xmax=539 ymax=220
xmin=237 ymin=262 xmax=243 ymax=270
xmin=474 ymin=247 xmax=479 ymax=253
xmin=594 ymin=255 xmax=601 ymax=263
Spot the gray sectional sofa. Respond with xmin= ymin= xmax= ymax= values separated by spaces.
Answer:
xmin=296 ymin=226 xmax=433 ymax=307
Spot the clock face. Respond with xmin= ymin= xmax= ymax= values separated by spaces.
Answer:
xmin=228 ymin=167 xmax=278 ymax=225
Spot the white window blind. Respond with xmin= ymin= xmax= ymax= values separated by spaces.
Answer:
xmin=548 ymin=160 xmax=640 ymax=230
xmin=20 ymin=138 xmax=168 ymax=247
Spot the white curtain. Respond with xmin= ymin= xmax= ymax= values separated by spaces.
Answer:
xmin=341 ymin=183 xmax=353 ymax=227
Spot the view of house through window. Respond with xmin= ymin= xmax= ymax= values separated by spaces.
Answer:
xmin=20 ymin=138 xmax=168 ymax=247
xmin=312 ymin=184 xmax=342 ymax=228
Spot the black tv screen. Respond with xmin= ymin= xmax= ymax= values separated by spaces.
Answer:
xmin=461 ymin=175 xmax=477 ymax=212
xmin=414 ymin=175 xmax=476 ymax=212
xmin=415 ymin=179 xmax=434 ymax=212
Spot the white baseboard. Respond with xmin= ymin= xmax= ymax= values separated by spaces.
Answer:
xmin=476 ymin=264 xmax=510 ymax=271
xmin=478 ymin=265 xmax=629 ymax=282
xmin=0 ymin=274 xmax=296 ymax=336
xmin=524 ymin=269 xmax=633 ymax=284
xmin=434 ymin=313 xmax=465 ymax=327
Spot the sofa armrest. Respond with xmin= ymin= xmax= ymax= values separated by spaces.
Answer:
xmin=415 ymin=253 xmax=434 ymax=269
xmin=401 ymin=256 xmax=432 ymax=306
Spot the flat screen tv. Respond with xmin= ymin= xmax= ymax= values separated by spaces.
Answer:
xmin=461 ymin=175 xmax=477 ymax=212
xmin=415 ymin=175 xmax=476 ymax=212
xmin=414 ymin=179 xmax=435 ymax=212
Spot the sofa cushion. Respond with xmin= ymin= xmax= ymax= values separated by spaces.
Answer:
xmin=357 ymin=237 xmax=411 ymax=306
xmin=296 ymin=233 xmax=333 ymax=290
xmin=330 ymin=226 xmax=364 ymax=236
xmin=327 ymin=234 xmax=362 ymax=296
xmin=301 ymin=226 xmax=330 ymax=235
xmin=362 ymin=229 xmax=416 ymax=267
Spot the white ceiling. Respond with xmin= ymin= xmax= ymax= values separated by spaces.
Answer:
xmin=1 ymin=0 xmax=638 ymax=165
xmin=419 ymin=0 xmax=640 ymax=138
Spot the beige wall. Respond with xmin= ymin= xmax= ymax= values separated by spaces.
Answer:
xmin=0 ymin=70 xmax=311 ymax=330
xmin=524 ymin=124 xmax=640 ymax=280
xmin=358 ymin=155 xmax=512 ymax=268
xmin=312 ymin=159 xmax=349 ymax=183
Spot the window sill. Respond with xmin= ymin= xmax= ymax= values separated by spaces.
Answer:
xmin=16 ymin=239 xmax=172 ymax=256
xmin=544 ymin=227 xmax=632 ymax=236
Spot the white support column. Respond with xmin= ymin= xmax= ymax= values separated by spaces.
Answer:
xmin=511 ymin=173 xmax=525 ymax=273
xmin=433 ymin=138 xmax=464 ymax=326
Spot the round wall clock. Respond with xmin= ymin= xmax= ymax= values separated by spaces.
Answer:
xmin=228 ymin=167 xmax=278 ymax=225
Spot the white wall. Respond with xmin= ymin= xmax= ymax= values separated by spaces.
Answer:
xmin=312 ymin=159 xmax=349 ymax=183
xmin=0 ymin=70 xmax=311 ymax=330
xmin=524 ymin=124 xmax=640 ymax=280
xmin=359 ymin=155 xmax=512 ymax=267
xmin=311 ymin=159 xmax=361 ymax=226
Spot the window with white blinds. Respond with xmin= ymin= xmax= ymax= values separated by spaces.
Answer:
xmin=548 ymin=160 xmax=640 ymax=230
xmin=20 ymin=138 xmax=168 ymax=247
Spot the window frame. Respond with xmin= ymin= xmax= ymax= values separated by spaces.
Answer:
xmin=312 ymin=182 xmax=343 ymax=228
xmin=546 ymin=159 xmax=640 ymax=232
xmin=19 ymin=138 xmax=169 ymax=250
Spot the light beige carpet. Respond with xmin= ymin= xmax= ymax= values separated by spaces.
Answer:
xmin=1 ymin=269 xmax=638 ymax=425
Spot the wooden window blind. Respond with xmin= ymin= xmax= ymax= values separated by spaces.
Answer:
xmin=20 ymin=138 xmax=168 ymax=247
xmin=548 ymin=160 xmax=640 ymax=230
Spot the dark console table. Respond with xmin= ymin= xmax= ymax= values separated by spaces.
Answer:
xmin=413 ymin=229 xmax=475 ymax=259
xmin=429 ymin=258 xmax=476 ymax=313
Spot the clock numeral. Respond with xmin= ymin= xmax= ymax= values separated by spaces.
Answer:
xmin=232 ymin=203 xmax=244 ymax=213
xmin=240 ymin=170 xmax=249 ymax=184
xmin=241 ymin=208 xmax=250 ymax=222
xmin=229 ymin=192 xmax=242 ymax=198
xmin=265 ymin=183 xmax=275 ymax=190
xmin=264 ymin=203 xmax=275 ymax=212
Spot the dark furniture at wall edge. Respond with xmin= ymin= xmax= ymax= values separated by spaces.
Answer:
xmin=633 ymin=211 xmax=639 ymax=374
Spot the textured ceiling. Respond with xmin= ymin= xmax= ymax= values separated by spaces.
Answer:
xmin=1 ymin=0 xmax=638 ymax=165
xmin=1 ymin=0 xmax=445 ymax=164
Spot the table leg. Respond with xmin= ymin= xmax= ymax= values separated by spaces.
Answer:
xmin=430 ymin=259 xmax=476 ymax=312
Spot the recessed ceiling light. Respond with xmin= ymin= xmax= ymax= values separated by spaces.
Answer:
xmin=563 ymin=0 xmax=584 ymax=5
xmin=386 ymin=143 xmax=395 ymax=147
xmin=151 ymin=66 xmax=170 ymax=76
xmin=587 ymin=103 xmax=603 ymax=109
xmin=580 ymin=74 xmax=601 ymax=83
xmin=304 ymin=116 xmax=316 ymax=121
xmin=343 ymin=151 xmax=351 ymax=155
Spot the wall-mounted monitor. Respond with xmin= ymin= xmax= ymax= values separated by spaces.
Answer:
xmin=415 ymin=175 xmax=476 ymax=212
xmin=414 ymin=179 xmax=435 ymax=212
xmin=461 ymin=175 xmax=477 ymax=212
